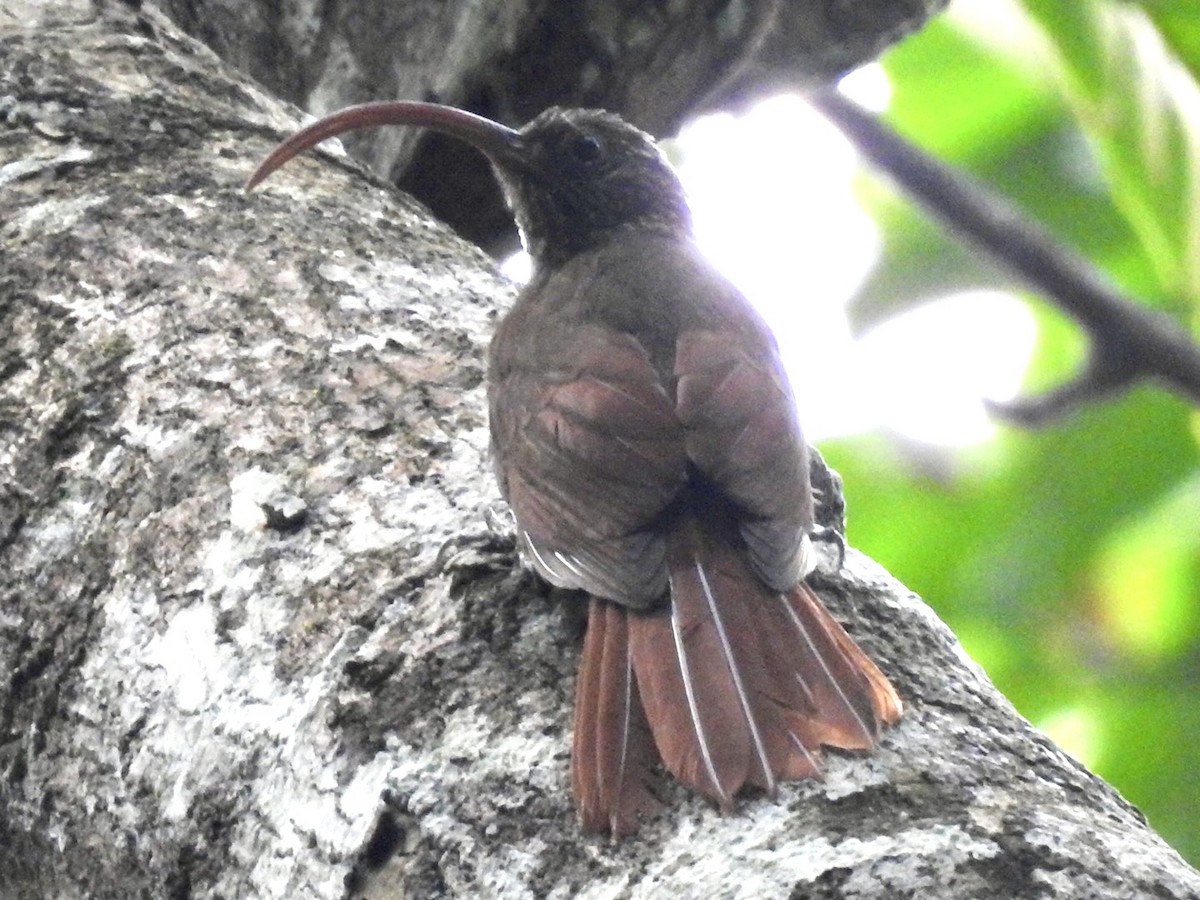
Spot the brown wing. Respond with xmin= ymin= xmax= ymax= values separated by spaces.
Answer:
xmin=490 ymin=322 xmax=688 ymax=605
xmin=674 ymin=327 xmax=814 ymax=590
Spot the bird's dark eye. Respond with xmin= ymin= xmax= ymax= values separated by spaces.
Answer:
xmin=569 ymin=134 xmax=603 ymax=165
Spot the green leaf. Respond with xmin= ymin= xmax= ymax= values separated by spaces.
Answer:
xmin=1135 ymin=3 xmax=1200 ymax=86
xmin=1018 ymin=0 xmax=1200 ymax=305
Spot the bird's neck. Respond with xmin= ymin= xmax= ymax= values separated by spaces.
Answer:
xmin=525 ymin=218 xmax=694 ymax=280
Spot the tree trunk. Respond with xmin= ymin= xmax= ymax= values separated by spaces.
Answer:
xmin=1 ymin=3 xmax=1197 ymax=898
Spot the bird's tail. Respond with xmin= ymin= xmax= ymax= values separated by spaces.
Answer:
xmin=570 ymin=516 xmax=902 ymax=834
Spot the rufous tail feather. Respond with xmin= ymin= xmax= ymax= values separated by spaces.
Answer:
xmin=570 ymin=516 xmax=901 ymax=833
xmin=572 ymin=597 xmax=661 ymax=835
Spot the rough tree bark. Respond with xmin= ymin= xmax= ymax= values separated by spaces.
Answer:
xmin=1 ymin=2 xmax=1198 ymax=899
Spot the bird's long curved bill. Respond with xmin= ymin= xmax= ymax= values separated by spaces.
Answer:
xmin=245 ymin=100 xmax=521 ymax=190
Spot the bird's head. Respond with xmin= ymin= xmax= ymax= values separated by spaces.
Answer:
xmin=247 ymin=102 xmax=692 ymax=273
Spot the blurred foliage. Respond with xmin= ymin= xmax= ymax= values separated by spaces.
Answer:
xmin=826 ymin=0 xmax=1200 ymax=866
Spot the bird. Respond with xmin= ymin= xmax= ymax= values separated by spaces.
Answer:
xmin=247 ymin=101 xmax=903 ymax=835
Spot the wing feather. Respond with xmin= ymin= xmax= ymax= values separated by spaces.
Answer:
xmin=674 ymin=329 xmax=813 ymax=589
xmin=493 ymin=326 xmax=687 ymax=604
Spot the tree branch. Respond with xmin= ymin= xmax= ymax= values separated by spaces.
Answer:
xmin=810 ymin=88 xmax=1200 ymax=425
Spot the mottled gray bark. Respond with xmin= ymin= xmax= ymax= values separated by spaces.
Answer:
xmin=2 ymin=3 xmax=1198 ymax=899
xmin=154 ymin=0 xmax=947 ymax=253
